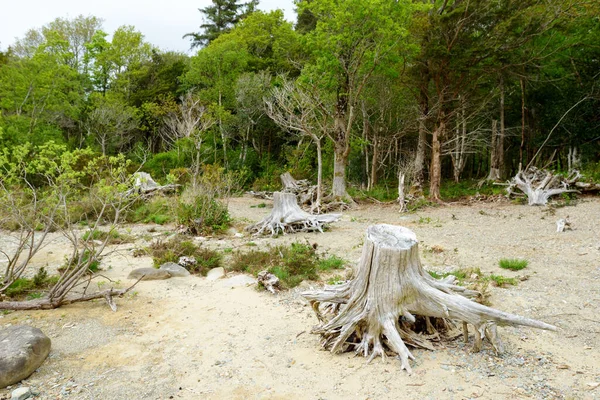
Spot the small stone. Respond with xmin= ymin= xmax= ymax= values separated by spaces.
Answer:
xmin=11 ymin=387 xmax=32 ymax=400
xmin=220 ymin=275 xmax=256 ymax=288
xmin=587 ymin=382 xmax=600 ymax=390
xmin=127 ymin=268 xmax=171 ymax=280
xmin=160 ymin=262 xmax=190 ymax=277
xmin=206 ymin=267 xmax=225 ymax=281
xmin=177 ymin=256 xmax=197 ymax=269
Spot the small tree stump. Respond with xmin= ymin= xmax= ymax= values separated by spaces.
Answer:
xmin=302 ymin=224 xmax=556 ymax=372
xmin=246 ymin=192 xmax=341 ymax=236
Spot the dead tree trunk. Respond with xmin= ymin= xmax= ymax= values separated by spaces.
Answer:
xmin=303 ymin=225 xmax=556 ymax=373
xmin=246 ymin=192 xmax=341 ymax=236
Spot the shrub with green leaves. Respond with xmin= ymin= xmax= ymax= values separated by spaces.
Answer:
xmin=499 ymin=258 xmax=528 ymax=271
xmin=82 ymin=229 xmax=133 ymax=244
xmin=177 ymin=193 xmax=231 ymax=235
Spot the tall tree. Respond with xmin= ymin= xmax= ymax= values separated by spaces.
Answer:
xmin=184 ymin=0 xmax=259 ymax=49
xmin=298 ymin=0 xmax=418 ymax=200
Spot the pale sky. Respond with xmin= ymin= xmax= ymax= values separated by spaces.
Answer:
xmin=0 ymin=0 xmax=297 ymax=53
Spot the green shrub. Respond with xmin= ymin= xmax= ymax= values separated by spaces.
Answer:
xmin=498 ymin=258 xmax=528 ymax=271
xmin=127 ymin=196 xmax=176 ymax=225
xmin=177 ymin=194 xmax=231 ymax=235
xmin=147 ymin=236 xmax=221 ymax=276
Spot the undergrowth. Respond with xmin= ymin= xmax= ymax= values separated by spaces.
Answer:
xmin=498 ymin=258 xmax=528 ymax=271
xmin=4 ymin=267 xmax=60 ymax=299
xmin=145 ymin=236 xmax=221 ymax=275
xmin=229 ymin=243 xmax=346 ymax=289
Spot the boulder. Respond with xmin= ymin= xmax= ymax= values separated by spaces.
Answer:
xmin=220 ymin=274 xmax=257 ymax=288
xmin=159 ymin=262 xmax=191 ymax=277
xmin=0 ymin=326 xmax=51 ymax=389
xmin=127 ymin=268 xmax=171 ymax=280
xmin=206 ymin=267 xmax=225 ymax=281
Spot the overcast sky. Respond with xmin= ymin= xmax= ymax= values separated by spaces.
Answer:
xmin=0 ymin=0 xmax=296 ymax=53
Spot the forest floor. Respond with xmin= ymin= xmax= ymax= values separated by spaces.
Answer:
xmin=1 ymin=195 xmax=599 ymax=400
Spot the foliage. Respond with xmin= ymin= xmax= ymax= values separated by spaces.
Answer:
xmin=498 ymin=258 xmax=528 ymax=271
xmin=147 ymin=236 xmax=221 ymax=275
xmin=128 ymin=195 xmax=177 ymax=225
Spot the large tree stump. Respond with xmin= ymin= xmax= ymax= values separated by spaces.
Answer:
xmin=246 ymin=192 xmax=341 ymax=236
xmin=302 ymin=224 xmax=556 ymax=372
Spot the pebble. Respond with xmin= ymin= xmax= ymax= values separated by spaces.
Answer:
xmin=11 ymin=387 xmax=32 ymax=400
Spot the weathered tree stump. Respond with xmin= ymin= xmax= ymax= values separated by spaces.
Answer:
xmin=246 ymin=192 xmax=341 ymax=236
xmin=302 ymin=224 xmax=556 ymax=372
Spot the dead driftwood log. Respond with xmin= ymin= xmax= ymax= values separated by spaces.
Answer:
xmin=507 ymin=167 xmax=579 ymax=206
xmin=246 ymin=192 xmax=341 ymax=236
xmin=127 ymin=172 xmax=179 ymax=196
xmin=302 ymin=224 xmax=556 ymax=373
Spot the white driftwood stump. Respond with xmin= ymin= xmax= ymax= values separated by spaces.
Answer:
xmin=246 ymin=192 xmax=341 ymax=236
xmin=302 ymin=224 xmax=556 ymax=372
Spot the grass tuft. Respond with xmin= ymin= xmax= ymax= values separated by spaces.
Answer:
xmin=499 ymin=258 xmax=528 ymax=271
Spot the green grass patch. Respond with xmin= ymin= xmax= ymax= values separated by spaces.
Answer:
xmin=4 ymin=267 xmax=60 ymax=299
xmin=230 ymin=243 xmax=341 ymax=289
xmin=498 ymin=258 xmax=528 ymax=271
xmin=487 ymin=274 xmax=518 ymax=287
xmin=82 ymin=229 xmax=133 ymax=244
xmin=146 ymin=236 xmax=221 ymax=275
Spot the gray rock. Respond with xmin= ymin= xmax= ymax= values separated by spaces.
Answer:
xmin=159 ymin=262 xmax=191 ymax=277
xmin=0 ymin=326 xmax=51 ymax=389
xmin=11 ymin=387 xmax=32 ymax=400
xmin=127 ymin=268 xmax=171 ymax=280
xmin=206 ymin=267 xmax=225 ymax=281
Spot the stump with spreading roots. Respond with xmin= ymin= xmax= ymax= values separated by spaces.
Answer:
xmin=302 ymin=224 xmax=556 ymax=372
xmin=246 ymin=192 xmax=341 ymax=236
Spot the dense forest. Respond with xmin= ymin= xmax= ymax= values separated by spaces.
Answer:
xmin=0 ymin=0 xmax=599 ymax=202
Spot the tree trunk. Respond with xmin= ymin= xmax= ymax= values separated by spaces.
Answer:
xmin=303 ymin=225 xmax=556 ymax=373
xmin=429 ymin=118 xmax=444 ymax=201
xmin=487 ymin=119 xmax=501 ymax=181
xmin=412 ymin=100 xmax=428 ymax=196
xmin=332 ymin=147 xmax=349 ymax=200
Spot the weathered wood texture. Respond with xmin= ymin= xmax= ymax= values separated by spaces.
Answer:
xmin=302 ymin=224 xmax=556 ymax=372
xmin=246 ymin=192 xmax=341 ymax=236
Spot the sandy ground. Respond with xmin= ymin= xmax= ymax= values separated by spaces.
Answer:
xmin=1 ymin=195 xmax=599 ymax=400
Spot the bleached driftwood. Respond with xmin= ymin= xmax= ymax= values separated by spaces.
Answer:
xmin=507 ymin=167 xmax=579 ymax=206
xmin=257 ymin=271 xmax=280 ymax=294
xmin=246 ymin=192 xmax=341 ymax=236
xmin=280 ymin=172 xmax=319 ymax=209
xmin=556 ymin=217 xmax=571 ymax=232
xmin=302 ymin=224 xmax=556 ymax=373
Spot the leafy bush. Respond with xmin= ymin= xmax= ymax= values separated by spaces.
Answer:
xmin=177 ymin=194 xmax=231 ymax=235
xmin=498 ymin=258 xmax=528 ymax=271
xmin=147 ymin=237 xmax=221 ymax=275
